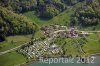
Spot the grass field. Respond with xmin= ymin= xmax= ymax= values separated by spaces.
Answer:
xmin=0 ymin=51 xmax=26 ymax=66
xmin=0 ymin=35 xmax=32 ymax=52
xmin=53 ymin=33 xmax=100 ymax=56
xmin=33 ymin=30 xmax=45 ymax=38
xmin=23 ymin=8 xmax=74 ymax=27
xmin=53 ymin=36 xmax=82 ymax=56
xmin=83 ymin=33 xmax=100 ymax=54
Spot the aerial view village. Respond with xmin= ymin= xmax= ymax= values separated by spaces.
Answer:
xmin=18 ymin=25 xmax=100 ymax=64
xmin=0 ymin=0 xmax=100 ymax=66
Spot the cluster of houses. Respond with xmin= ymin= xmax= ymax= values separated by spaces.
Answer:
xmin=41 ymin=25 xmax=90 ymax=38
xmin=19 ymin=37 xmax=62 ymax=60
xmin=57 ymin=27 xmax=78 ymax=37
xmin=79 ymin=31 xmax=90 ymax=37
xmin=41 ymin=25 xmax=67 ymax=37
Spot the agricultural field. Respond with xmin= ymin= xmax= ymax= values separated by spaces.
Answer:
xmin=83 ymin=33 xmax=100 ymax=54
xmin=52 ymin=33 xmax=100 ymax=56
xmin=0 ymin=35 xmax=32 ymax=52
xmin=0 ymin=51 xmax=26 ymax=66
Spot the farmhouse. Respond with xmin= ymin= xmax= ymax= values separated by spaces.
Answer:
xmin=79 ymin=31 xmax=89 ymax=37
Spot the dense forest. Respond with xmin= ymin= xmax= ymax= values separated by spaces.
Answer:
xmin=0 ymin=6 xmax=38 ymax=42
xmin=0 ymin=0 xmax=84 ymax=18
xmin=71 ymin=0 xmax=100 ymax=27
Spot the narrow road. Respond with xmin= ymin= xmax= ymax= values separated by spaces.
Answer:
xmin=0 ymin=42 xmax=29 ymax=55
xmin=86 ymin=38 xmax=99 ymax=41
xmin=54 ymin=29 xmax=100 ymax=34
xmin=80 ymin=31 xmax=100 ymax=33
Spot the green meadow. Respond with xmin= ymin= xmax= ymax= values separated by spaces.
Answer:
xmin=0 ymin=35 xmax=32 ymax=52
xmin=23 ymin=8 xmax=74 ymax=27
xmin=0 ymin=51 xmax=26 ymax=66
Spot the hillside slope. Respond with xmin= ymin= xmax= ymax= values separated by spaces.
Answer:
xmin=0 ymin=7 xmax=38 ymax=42
xmin=71 ymin=0 xmax=100 ymax=30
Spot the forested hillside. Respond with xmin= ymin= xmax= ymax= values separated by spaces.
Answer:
xmin=0 ymin=0 xmax=84 ymax=18
xmin=72 ymin=0 xmax=100 ymax=28
xmin=0 ymin=7 xmax=38 ymax=42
